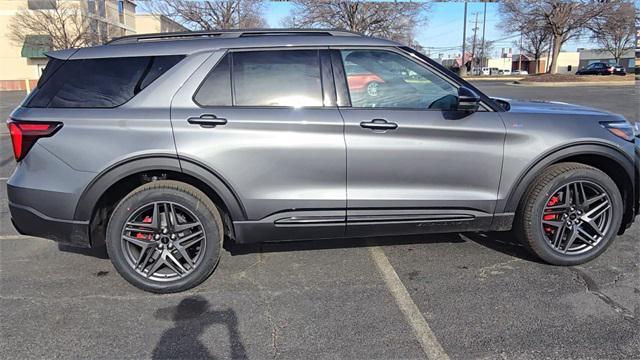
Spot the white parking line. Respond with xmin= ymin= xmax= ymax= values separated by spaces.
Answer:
xmin=369 ymin=246 xmax=449 ymax=360
xmin=0 ymin=235 xmax=37 ymax=240
xmin=0 ymin=177 xmax=9 ymax=181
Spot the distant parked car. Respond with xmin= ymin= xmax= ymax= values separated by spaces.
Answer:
xmin=489 ymin=67 xmax=500 ymax=75
xmin=512 ymin=70 xmax=528 ymax=75
xmin=576 ymin=62 xmax=626 ymax=76
xmin=498 ymin=69 xmax=512 ymax=76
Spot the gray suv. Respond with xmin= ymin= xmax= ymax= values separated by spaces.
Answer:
xmin=7 ymin=30 xmax=638 ymax=293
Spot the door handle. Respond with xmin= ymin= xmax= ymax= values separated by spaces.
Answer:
xmin=360 ymin=119 xmax=398 ymax=131
xmin=187 ymin=114 xmax=227 ymax=127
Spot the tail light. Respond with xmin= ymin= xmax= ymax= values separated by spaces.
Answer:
xmin=608 ymin=66 xmax=614 ymax=73
xmin=6 ymin=120 xmax=62 ymax=161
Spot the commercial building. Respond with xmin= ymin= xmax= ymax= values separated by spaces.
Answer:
xmin=577 ymin=49 xmax=635 ymax=72
xmin=512 ymin=52 xmax=580 ymax=74
xmin=0 ymin=0 xmax=185 ymax=91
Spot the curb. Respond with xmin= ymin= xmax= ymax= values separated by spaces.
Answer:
xmin=509 ymin=81 xmax=635 ymax=87
xmin=465 ymin=77 xmax=524 ymax=81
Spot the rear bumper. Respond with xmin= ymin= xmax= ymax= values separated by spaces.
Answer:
xmin=8 ymin=202 xmax=90 ymax=247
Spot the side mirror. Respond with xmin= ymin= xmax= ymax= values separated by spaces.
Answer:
xmin=457 ymin=86 xmax=480 ymax=112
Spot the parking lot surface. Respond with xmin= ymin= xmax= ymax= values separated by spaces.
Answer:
xmin=1 ymin=82 xmax=638 ymax=359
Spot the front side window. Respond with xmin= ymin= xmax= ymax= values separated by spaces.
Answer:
xmin=27 ymin=55 xmax=183 ymax=108
xmin=232 ymin=50 xmax=322 ymax=107
xmin=341 ymin=50 xmax=457 ymax=110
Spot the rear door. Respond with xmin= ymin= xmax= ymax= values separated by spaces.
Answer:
xmin=171 ymin=48 xmax=346 ymax=242
xmin=332 ymin=48 xmax=506 ymax=237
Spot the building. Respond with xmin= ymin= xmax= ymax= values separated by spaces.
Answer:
xmin=578 ymin=49 xmax=636 ymax=72
xmin=135 ymin=14 xmax=186 ymax=34
xmin=0 ymin=0 xmax=185 ymax=91
xmin=512 ymin=52 xmax=579 ymax=74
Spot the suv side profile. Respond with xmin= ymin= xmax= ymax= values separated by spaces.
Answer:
xmin=7 ymin=30 xmax=638 ymax=293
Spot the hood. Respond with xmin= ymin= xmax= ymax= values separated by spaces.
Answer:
xmin=493 ymin=98 xmax=614 ymax=116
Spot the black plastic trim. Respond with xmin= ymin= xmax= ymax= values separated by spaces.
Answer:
xmin=502 ymin=142 xmax=636 ymax=217
xmin=9 ymin=202 xmax=90 ymax=247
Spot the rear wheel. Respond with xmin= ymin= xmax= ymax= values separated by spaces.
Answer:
xmin=106 ymin=180 xmax=223 ymax=293
xmin=515 ymin=163 xmax=623 ymax=265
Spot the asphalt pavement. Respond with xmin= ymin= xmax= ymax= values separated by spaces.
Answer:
xmin=1 ymin=83 xmax=638 ymax=360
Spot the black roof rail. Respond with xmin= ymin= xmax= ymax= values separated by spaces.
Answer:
xmin=107 ymin=28 xmax=361 ymax=45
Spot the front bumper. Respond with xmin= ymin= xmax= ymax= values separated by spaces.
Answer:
xmin=9 ymin=202 xmax=90 ymax=247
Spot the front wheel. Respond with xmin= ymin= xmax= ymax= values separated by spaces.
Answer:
xmin=515 ymin=163 xmax=623 ymax=265
xmin=106 ymin=180 xmax=223 ymax=293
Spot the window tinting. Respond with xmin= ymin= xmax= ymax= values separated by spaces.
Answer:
xmin=232 ymin=50 xmax=322 ymax=107
xmin=28 ymin=0 xmax=57 ymax=10
xmin=27 ymin=55 xmax=183 ymax=108
xmin=341 ymin=50 xmax=457 ymax=110
xmin=193 ymin=54 xmax=232 ymax=107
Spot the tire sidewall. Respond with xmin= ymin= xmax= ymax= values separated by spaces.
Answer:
xmin=527 ymin=168 xmax=623 ymax=265
xmin=106 ymin=187 xmax=221 ymax=293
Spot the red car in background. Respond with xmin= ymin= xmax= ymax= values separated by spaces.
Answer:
xmin=345 ymin=63 xmax=384 ymax=97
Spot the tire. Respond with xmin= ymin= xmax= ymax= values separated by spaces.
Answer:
xmin=514 ymin=162 xmax=623 ymax=265
xmin=106 ymin=180 xmax=223 ymax=293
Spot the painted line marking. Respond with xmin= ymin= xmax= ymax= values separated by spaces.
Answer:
xmin=0 ymin=235 xmax=38 ymax=240
xmin=0 ymin=177 xmax=9 ymax=181
xmin=369 ymin=246 xmax=449 ymax=360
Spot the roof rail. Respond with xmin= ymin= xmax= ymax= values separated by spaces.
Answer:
xmin=107 ymin=28 xmax=361 ymax=45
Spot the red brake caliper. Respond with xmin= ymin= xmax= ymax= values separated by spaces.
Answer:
xmin=135 ymin=215 xmax=154 ymax=240
xmin=543 ymin=196 xmax=560 ymax=234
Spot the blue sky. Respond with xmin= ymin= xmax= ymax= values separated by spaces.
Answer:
xmin=263 ymin=1 xmax=593 ymax=58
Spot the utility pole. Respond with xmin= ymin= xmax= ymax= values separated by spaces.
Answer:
xmin=518 ymin=31 xmax=523 ymax=72
xmin=471 ymin=12 xmax=479 ymax=74
xmin=480 ymin=2 xmax=487 ymax=69
xmin=460 ymin=1 xmax=468 ymax=76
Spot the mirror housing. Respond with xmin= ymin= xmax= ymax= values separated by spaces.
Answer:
xmin=457 ymin=86 xmax=481 ymax=112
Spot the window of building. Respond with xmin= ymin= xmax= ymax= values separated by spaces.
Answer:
xmin=28 ymin=0 xmax=57 ymax=10
xmin=232 ymin=50 xmax=322 ymax=107
xmin=27 ymin=55 xmax=184 ymax=108
xmin=118 ymin=0 xmax=125 ymax=24
xmin=340 ymin=50 xmax=457 ymax=110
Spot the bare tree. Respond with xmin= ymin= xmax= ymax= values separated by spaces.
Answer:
xmin=464 ymin=36 xmax=495 ymax=66
xmin=143 ymin=0 xmax=267 ymax=30
xmin=9 ymin=0 xmax=93 ymax=50
xmin=283 ymin=0 xmax=431 ymax=45
xmin=588 ymin=1 xmax=635 ymax=64
xmin=501 ymin=13 xmax=551 ymax=74
xmin=500 ymin=0 xmax=606 ymax=73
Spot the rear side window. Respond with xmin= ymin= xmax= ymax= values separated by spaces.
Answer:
xmin=27 ymin=55 xmax=183 ymax=108
xmin=233 ymin=50 xmax=322 ymax=107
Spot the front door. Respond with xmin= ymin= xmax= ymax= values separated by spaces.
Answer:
xmin=333 ymin=48 xmax=506 ymax=237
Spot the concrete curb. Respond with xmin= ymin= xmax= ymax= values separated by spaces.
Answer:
xmin=465 ymin=77 xmax=524 ymax=81
xmin=509 ymin=81 xmax=635 ymax=87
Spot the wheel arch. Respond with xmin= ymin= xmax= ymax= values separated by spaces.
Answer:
xmin=74 ymin=155 xmax=246 ymax=247
xmin=503 ymin=143 xmax=636 ymax=233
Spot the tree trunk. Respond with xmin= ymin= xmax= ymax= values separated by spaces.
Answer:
xmin=547 ymin=35 xmax=563 ymax=74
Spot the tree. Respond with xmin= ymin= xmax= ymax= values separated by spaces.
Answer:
xmin=464 ymin=36 xmax=495 ymax=66
xmin=588 ymin=1 xmax=635 ymax=64
xmin=501 ymin=12 xmax=551 ymax=74
xmin=500 ymin=0 xmax=605 ymax=74
xmin=283 ymin=0 xmax=431 ymax=45
xmin=9 ymin=0 xmax=93 ymax=50
xmin=144 ymin=0 xmax=267 ymax=30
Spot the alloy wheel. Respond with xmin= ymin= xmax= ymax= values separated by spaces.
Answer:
xmin=541 ymin=181 xmax=613 ymax=255
xmin=120 ymin=202 xmax=206 ymax=281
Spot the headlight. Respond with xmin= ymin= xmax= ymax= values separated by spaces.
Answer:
xmin=601 ymin=121 xmax=635 ymax=142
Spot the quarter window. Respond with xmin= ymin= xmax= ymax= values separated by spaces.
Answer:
xmin=27 ymin=55 xmax=183 ymax=108
xmin=341 ymin=50 xmax=457 ymax=110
